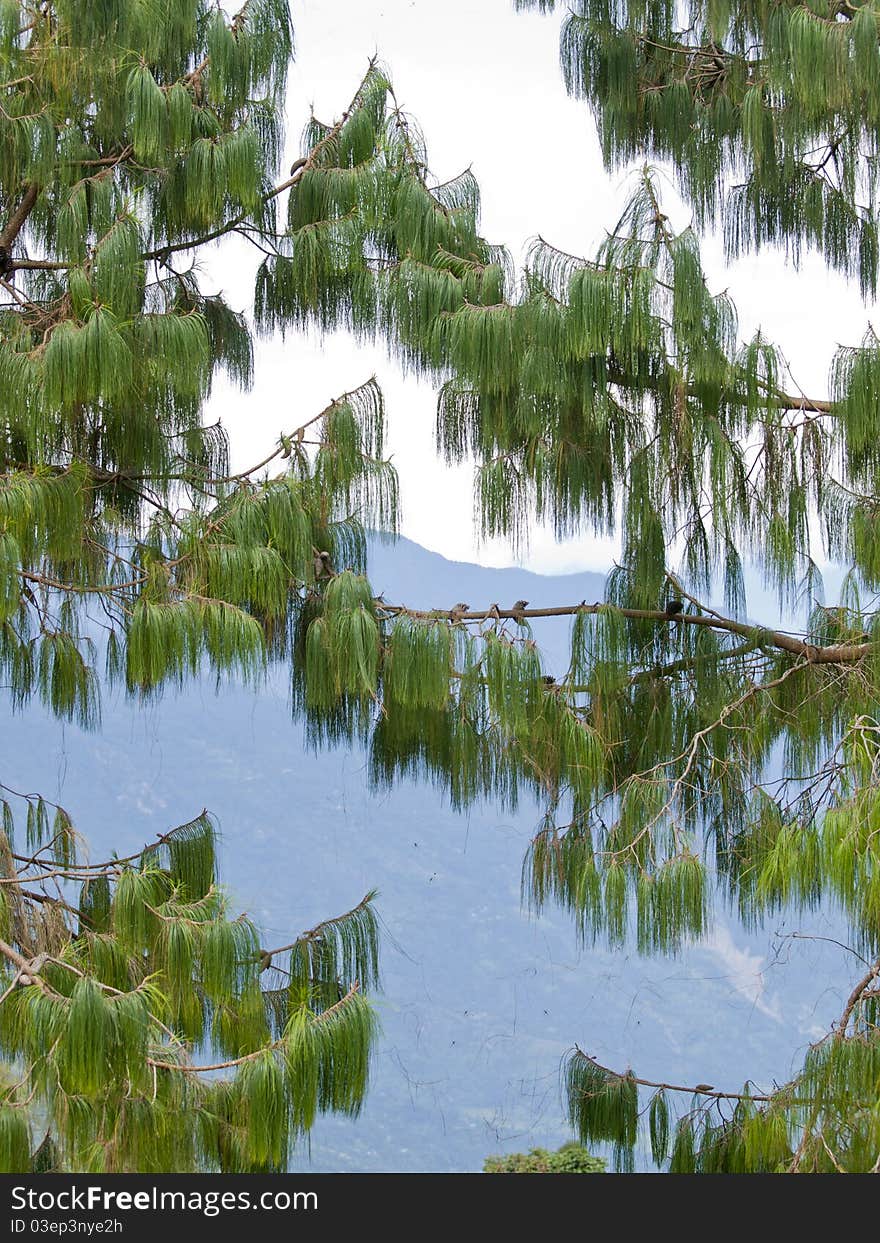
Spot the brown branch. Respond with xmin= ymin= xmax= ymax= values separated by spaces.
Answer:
xmin=0 ymin=183 xmax=39 ymax=250
xmin=266 ymin=159 xmax=305 ymax=201
xmin=0 ymin=938 xmax=48 ymax=991
xmin=19 ymin=568 xmax=147 ymax=595
xmin=378 ymin=601 xmax=870 ymax=665
xmin=262 ymin=892 xmax=376 ymax=959
xmin=18 ymin=888 xmax=91 ymax=927
xmin=573 ymin=1047 xmax=775 ymax=1103
xmin=8 ymin=810 xmax=210 ymax=877
xmin=221 ymin=380 xmax=377 ymax=482
xmin=147 ymin=983 xmax=362 ymax=1073
xmin=142 ymin=217 xmax=247 ymax=263
xmin=622 ymin=635 xmax=765 ymax=688
xmin=7 ymin=258 xmax=70 ymax=272
xmin=837 ymin=958 xmax=880 ymax=1034
xmin=0 ymin=970 xmax=23 ymax=1008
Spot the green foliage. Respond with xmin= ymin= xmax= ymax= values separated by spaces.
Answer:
xmin=498 ymin=5 xmax=880 ymax=1170
xmin=0 ymin=805 xmax=381 ymax=1173
xmin=4 ymin=0 xmax=880 ymax=1178
xmin=565 ymin=1034 xmax=880 ymax=1173
xmin=518 ymin=0 xmax=880 ymax=293
xmin=483 ymin=1141 xmax=606 ymax=1173
xmin=565 ymin=1051 xmax=639 ymax=1172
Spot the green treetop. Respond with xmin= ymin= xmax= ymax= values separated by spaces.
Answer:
xmin=517 ymin=0 xmax=880 ymax=294
xmin=3 ymin=0 xmax=880 ymax=1173
xmin=513 ymin=0 xmax=880 ymax=1171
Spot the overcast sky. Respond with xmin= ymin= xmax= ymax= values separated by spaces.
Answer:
xmin=205 ymin=0 xmax=876 ymax=574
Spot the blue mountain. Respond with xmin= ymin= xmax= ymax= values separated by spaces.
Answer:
xmin=0 ymin=537 xmax=853 ymax=1170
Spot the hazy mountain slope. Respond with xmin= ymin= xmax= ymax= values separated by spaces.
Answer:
xmin=0 ymin=538 xmax=852 ymax=1171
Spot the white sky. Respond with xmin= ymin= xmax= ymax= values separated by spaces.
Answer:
xmin=204 ymin=0 xmax=877 ymax=574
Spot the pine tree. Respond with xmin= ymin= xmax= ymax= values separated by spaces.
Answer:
xmin=3 ymin=0 xmax=880 ymax=1174
xmin=0 ymin=0 xmax=391 ymax=1173
xmin=508 ymin=0 xmax=880 ymax=1172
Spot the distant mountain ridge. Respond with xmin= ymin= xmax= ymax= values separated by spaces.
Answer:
xmin=365 ymin=534 xmax=607 ymax=673
xmin=368 ymin=533 xmax=846 ymax=643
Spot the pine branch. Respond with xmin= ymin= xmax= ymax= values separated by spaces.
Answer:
xmin=221 ymin=381 xmax=378 ymax=483
xmin=8 ymin=812 xmax=211 ymax=877
xmin=571 ymin=1047 xmax=775 ymax=1103
xmin=6 ymin=259 xmax=70 ymax=271
xmin=0 ymin=938 xmax=49 ymax=991
xmin=0 ymin=183 xmax=39 ymax=250
xmin=837 ymin=957 xmax=880 ymax=1034
xmin=144 ymin=57 xmax=382 ymax=265
xmin=146 ymin=983 xmax=362 ymax=1073
xmin=262 ymin=892 xmax=377 ymax=958
xmin=377 ymin=600 xmax=870 ymax=665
